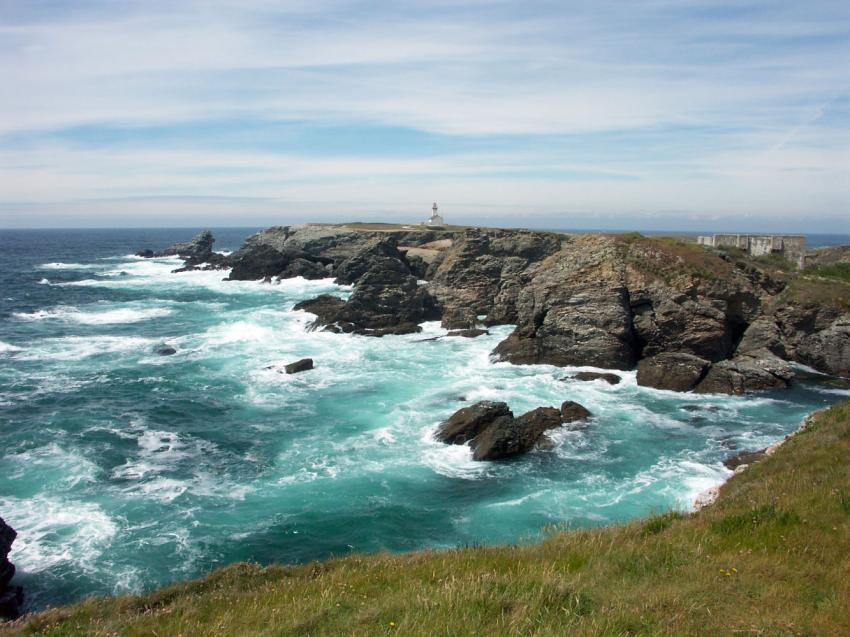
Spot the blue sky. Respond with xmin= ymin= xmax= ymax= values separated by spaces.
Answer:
xmin=1 ymin=0 xmax=849 ymax=231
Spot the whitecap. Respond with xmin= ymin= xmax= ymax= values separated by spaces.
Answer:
xmin=419 ymin=423 xmax=490 ymax=480
xmin=39 ymin=262 xmax=98 ymax=270
xmin=17 ymin=335 xmax=155 ymax=361
xmin=812 ymin=386 xmax=850 ymax=396
xmin=3 ymin=443 xmax=101 ymax=489
xmin=14 ymin=306 xmax=172 ymax=325
xmin=0 ymin=340 xmax=22 ymax=353
xmin=0 ymin=496 xmax=118 ymax=574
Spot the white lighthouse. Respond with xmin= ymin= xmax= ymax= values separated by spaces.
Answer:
xmin=423 ymin=202 xmax=444 ymax=226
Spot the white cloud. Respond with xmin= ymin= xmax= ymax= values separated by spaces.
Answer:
xmin=0 ymin=0 xmax=849 ymax=227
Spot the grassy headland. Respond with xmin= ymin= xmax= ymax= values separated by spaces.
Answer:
xmin=5 ymin=402 xmax=850 ymax=636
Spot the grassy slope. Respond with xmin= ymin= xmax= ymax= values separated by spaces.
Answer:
xmin=5 ymin=403 xmax=850 ymax=637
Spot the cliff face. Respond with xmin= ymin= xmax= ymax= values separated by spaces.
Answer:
xmin=0 ymin=517 xmax=22 ymax=620
xmin=152 ymin=224 xmax=850 ymax=393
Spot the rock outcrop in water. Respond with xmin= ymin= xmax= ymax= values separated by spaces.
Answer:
xmin=284 ymin=358 xmax=314 ymax=374
xmin=435 ymin=400 xmax=580 ymax=460
xmin=294 ymin=238 xmax=439 ymax=336
xmin=138 ymin=230 xmax=217 ymax=263
xmin=177 ymin=223 xmax=850 ymax=393
xmin=0 ymin=517 xmax=22 ymax=620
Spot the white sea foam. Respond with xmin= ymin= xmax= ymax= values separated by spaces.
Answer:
xmin=419 ymin=423 xmax=490 ymax=479
xmin=813 ymin=386 xmax=850 ymax=396
xmin=14 ymin=305 xmax=172 ymax=325
xmin=110 ymin=427 xmax=248 ymax=502
xmin=3 ymin=443 xmax=101 ymax=488
xmin=38 ymin=277 xmax=50 ymax=285
xmin=0 ymin=340 xmax=22 ymax=353
xmin=0 ymin=496 xmax=118 ymax=574
xmin=17 ymin=335 xmax=155 ymax=361
xmin=40 ymin=262 xmax=98 ymax=270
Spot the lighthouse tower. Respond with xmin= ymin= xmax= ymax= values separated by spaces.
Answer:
xmin=424 ymin=202 xmax=445 ymax=226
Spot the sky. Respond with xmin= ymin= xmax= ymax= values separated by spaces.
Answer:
xmin=0 ymin=0 xmax=849 ymax=231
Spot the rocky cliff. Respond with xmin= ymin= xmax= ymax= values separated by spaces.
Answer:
xmin=147 ymin=224 xmax=850 ymax=393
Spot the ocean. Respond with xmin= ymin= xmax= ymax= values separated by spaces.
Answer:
xmin=1 ymin=227 xmax=847 ymax=612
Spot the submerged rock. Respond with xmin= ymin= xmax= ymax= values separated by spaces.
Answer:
xmin=154 ymin=346 xmax=177 ymax=356
xmin=636 ymin=352 xmax=711 ymax=392
xmin=284 ymin=358 xmax=314 ymax=374
xmin=446 ymin=329 xmax=489 ymax=338
xmin=569 ymin=372 xmax=622 ymax=385
xmin=559 ymin=400 xmax=592 ymax=423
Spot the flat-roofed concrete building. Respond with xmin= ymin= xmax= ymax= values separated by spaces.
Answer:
xmin=697 ymin=234 xmax=806 ymax=268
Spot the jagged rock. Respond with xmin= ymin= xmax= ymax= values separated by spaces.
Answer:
xmin=630 ymin=294 xmax=743 ymax=362
xmin=736 ymin=318 xmax=787 ymax=358
xmin=491 ymin=237 xmax=637 ymax=369
xmin=435 ymin=401 xmax=512 ymax=444
xmin=569 ymin=372 xmax=622 ymax=385
xmin=0 ymin=517 xmax=21 ymax=620
xmin=636 ymin=353 xmax=711 ymax=392
xmin=447 ymin=329 xmax=488 ymax=337
xmin=559 ymin=400 xmax=592 ymax=423
xmin=284 ymin=358 xmax=314 ymax=374
xmin=280 ymin=258 xmax=329 ymax=280
xmin=140 ymin=230 xmax=215 ymax=262
xmin=334 ymin=238 xmax=410 ymax=285
xmin=695 ymin=349 xmax=794 ymax=394
xmin=296 ymin=239 xmax=438 ymax=336
xmin=155 ymin=346 xmax=177 ymax=356
xmin=293 ymin=295 xmax=347 ymax=323
xmin=428 ymin=229 xmax=562 ymax=328
xmin=405 ymin=253 xmax=429 ymax=279
xmin=227 ymin=244 xmax=292 ymax=281
xmin=794 ymin=317 xmax=850 ymax=377
xmin=470 ymin=407 xmax=562 ymax=461
xmin=435 ymin=402 xmax=562 ymax=461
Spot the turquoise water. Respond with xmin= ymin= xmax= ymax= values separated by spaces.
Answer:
xmin=0 ymin=229 xmax=846 ymax=611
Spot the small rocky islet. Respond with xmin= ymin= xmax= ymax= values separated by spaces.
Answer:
xmin=135 ymin=223 xmax=850 ymax=463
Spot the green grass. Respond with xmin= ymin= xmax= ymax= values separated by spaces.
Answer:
xmin=753 ymin=253 xmax=797 ymax=271
xmin=6 ymin=402 xmax=850 ymax=636
xmin=803 ymin=262 xmax=850 ymax=283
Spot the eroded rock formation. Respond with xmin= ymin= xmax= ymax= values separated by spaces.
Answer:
xmin=156 ymin=224 xmax=850 ymax=393
xmin=435 ymin=400 xmax=589 ymax=461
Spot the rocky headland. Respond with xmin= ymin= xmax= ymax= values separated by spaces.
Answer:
xmin=143 ymin=224 xmax=850 ymax=397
